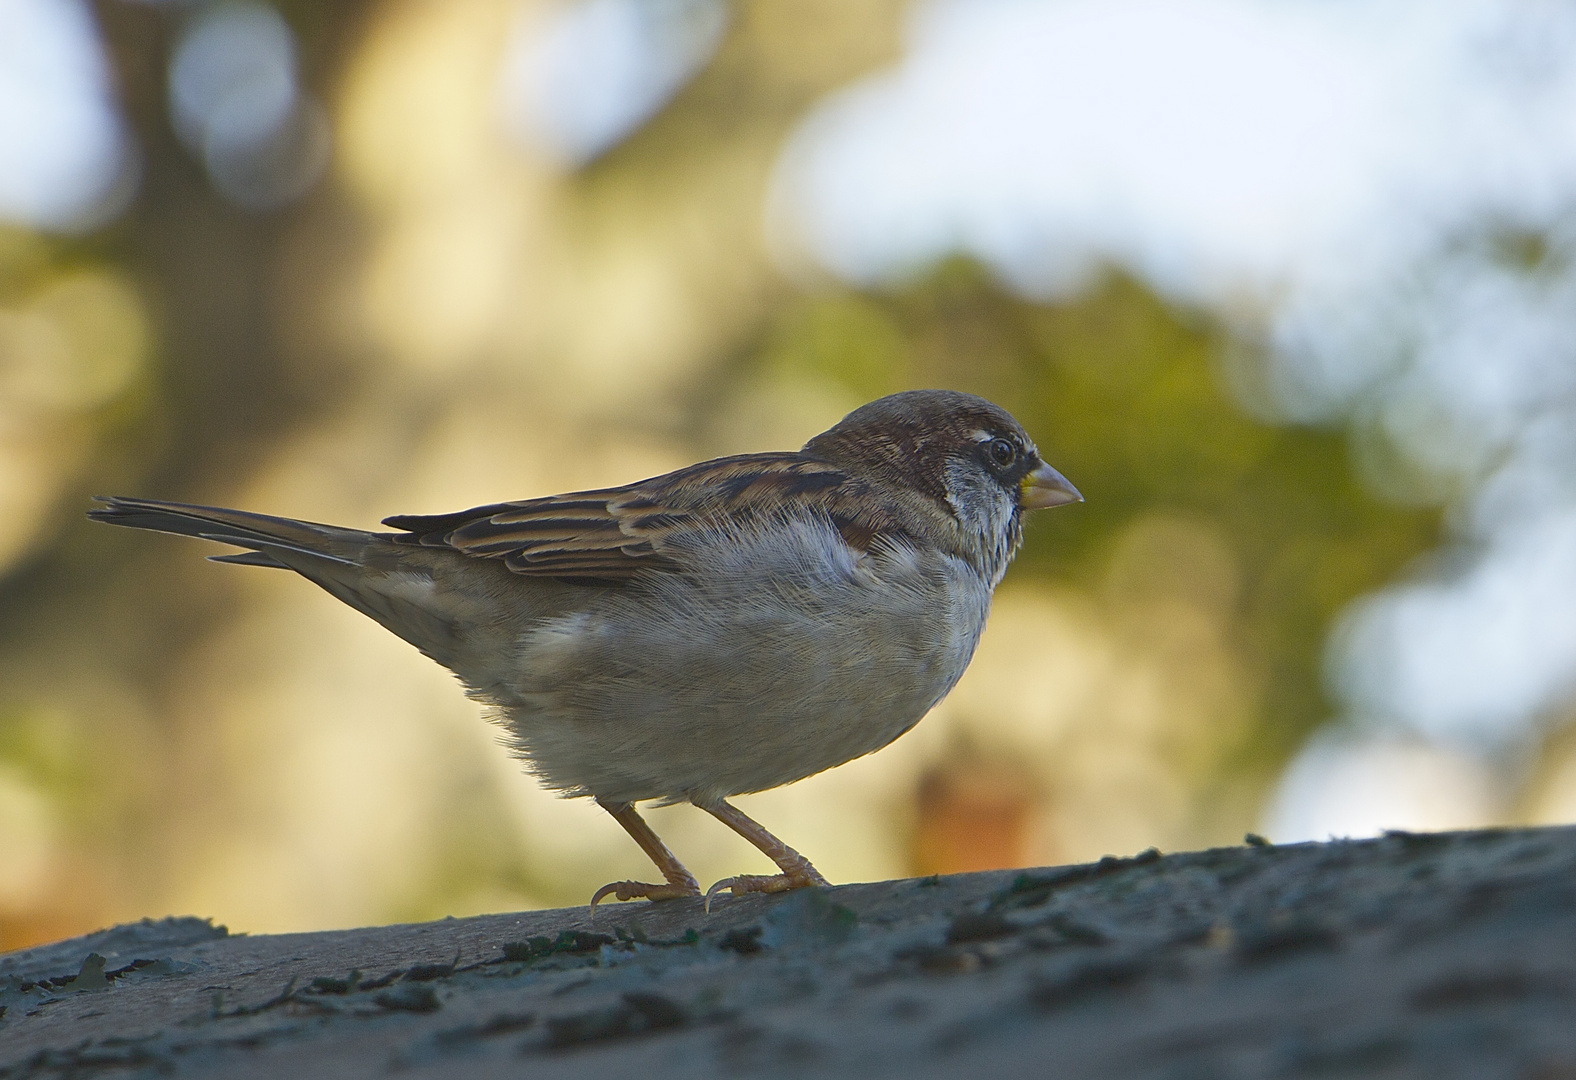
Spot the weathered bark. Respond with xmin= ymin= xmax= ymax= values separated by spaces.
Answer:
xmin=4 ymin=826 xmax=1574 ymax=1078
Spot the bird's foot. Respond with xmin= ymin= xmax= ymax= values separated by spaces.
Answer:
xmin=588 ymin=879 xmax=701 ymax=912
xmin=704 ymin=864 xmax=830 ymax=912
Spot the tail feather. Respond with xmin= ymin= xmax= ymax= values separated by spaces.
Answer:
xmin=207 ymin=550 xmax=289 ymax=568
xmin=89 ymin=496 xmax=500 ymax=676
xmin=92 ymin=495 xmax=591 ymax=701
xmin=88 ymin=496 xmax=370 ymax=568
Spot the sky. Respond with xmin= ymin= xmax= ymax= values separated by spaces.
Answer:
xmin=499 ymin=0 xmax=727 ymax=165
xmin=0 ymin=0 xmax=129 ymax=229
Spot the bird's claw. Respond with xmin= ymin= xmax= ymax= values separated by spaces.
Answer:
xmin=704 ymin=867 xmax=830 ymax=912
xmin=588 ymin=879 xmax=701 ymax=914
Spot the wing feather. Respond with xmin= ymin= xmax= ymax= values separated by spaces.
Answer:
xmin=383 ymin=452 xmax=894 ymax=583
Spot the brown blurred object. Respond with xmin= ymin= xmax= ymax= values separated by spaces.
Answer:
xmin=912 ymin=757 xmax=1038 ymax=876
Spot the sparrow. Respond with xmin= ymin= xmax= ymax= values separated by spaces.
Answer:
xmin=90 ymin=390 xmax=1081 ymax=906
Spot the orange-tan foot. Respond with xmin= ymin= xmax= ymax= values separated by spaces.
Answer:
xmin=704 ymin=865 xmax=831 ymax=911
xmin=588 ymin=879 xmax=702 ymax=911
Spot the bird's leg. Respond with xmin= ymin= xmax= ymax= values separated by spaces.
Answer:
xmin=589 ymin=799 xmax=702 ymax=910
xmin=698 ymin=799 xmax=831 ymax=909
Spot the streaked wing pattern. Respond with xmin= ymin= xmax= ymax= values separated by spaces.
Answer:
xmin=383 ymin=453 xmax=879 ymax=583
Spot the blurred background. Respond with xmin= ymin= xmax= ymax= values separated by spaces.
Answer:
xmin=2 ymin=0 xmax=1575 ymax=950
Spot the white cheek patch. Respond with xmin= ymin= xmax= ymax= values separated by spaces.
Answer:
xmin=943 ymin=457 xmax=1022 ymax=586
xmin=944 ymin=458 xmax=992 ymax=521
xmin=945 ymin=486 xmax=967 ymax=518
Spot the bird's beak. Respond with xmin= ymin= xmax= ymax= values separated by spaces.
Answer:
xmin=1019 ymin=460 xmax=1083 ymax=510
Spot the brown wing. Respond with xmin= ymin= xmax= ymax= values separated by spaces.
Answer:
xmin=383 ymin=452 xmax=889 ymax=583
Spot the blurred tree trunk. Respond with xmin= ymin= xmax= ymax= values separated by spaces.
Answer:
xmin=89 ymin=1 xmax=375 ymax=488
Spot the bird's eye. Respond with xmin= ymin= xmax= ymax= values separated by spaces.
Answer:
xmin=987 ymin=438 xmax=1017 ymax=469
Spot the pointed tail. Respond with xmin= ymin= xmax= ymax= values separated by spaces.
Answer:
xmin=88 ymin=496 xmax=375 ymax=570
xmin=89 ymin=496 xmax=518 ymax=677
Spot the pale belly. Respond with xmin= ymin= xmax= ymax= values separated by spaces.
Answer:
xmin=486 ymin=532 xmax=994 ymax=804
